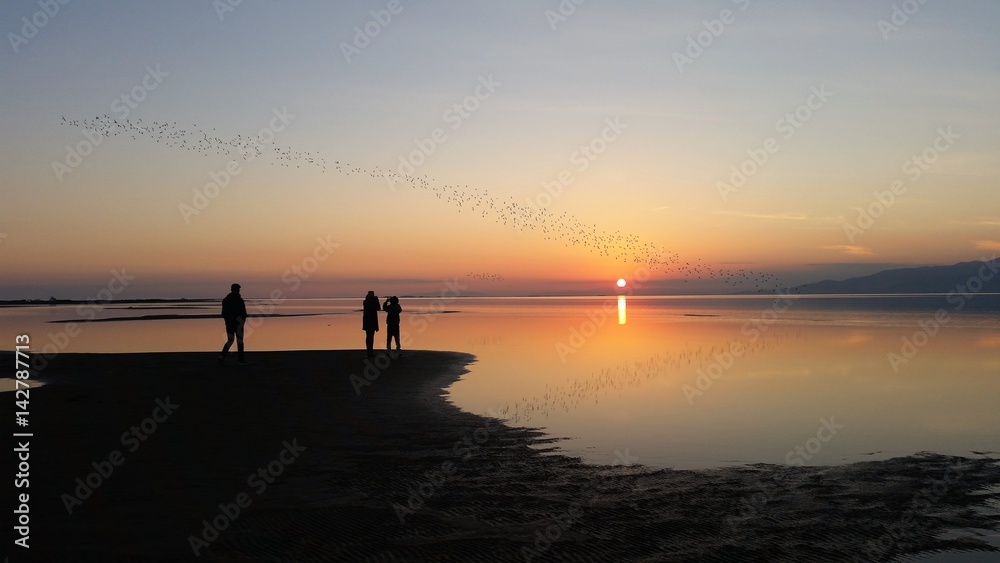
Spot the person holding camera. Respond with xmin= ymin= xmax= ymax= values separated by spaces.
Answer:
xmin=382 ymin=296 xmax=402 ymax=352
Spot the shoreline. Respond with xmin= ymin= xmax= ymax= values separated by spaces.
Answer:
xmin=16 ymin=350 xmax=1000 ymax=561
xmin=45 ymin=312 xmax=344 ymax=323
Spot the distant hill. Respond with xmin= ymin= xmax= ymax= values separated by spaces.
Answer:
xmin=790 ymin=260 xmax=1000 ymax=294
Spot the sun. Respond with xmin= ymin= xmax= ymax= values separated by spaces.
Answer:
xmin=616 ymin=278 xmax=627 ymax=288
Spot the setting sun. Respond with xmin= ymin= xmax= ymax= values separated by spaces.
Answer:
xmin=616 ymin=278 xmax=627 ymax=288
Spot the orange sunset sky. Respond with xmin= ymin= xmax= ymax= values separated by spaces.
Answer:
xmin=2 ymin=2 xmax=999 ymax=299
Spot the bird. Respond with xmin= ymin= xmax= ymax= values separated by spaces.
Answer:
xmin=60 ymin=114 xmax=787 ymax=293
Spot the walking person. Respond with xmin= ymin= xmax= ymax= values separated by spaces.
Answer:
xmin=219 ymin=283 xmax=250 ymax=366
xmin=362 ymin=290 xmax=380 ymax=357
xmin=382 ymin=295 xmax=402 ymax=352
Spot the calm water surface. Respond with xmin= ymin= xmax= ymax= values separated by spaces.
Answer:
xmin=4 ymin=295 xmax=999 ymax=470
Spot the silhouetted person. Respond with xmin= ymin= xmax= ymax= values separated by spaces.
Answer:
xmin=383 ymin=296 xmax=402 ymax=351
xmin=219 ymin=283 xmax=250 ymax=365
xmin=362 ymin=290 xmax=380 ymax=357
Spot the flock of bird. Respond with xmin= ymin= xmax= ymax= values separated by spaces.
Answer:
xmin=374 ymin=163 xmax=670 ymax=269
xmin=61 ymin=115 xmax=330 ymax=168
xmin=63 ymin=115 xmax=787 ymax=292
xmin=466 ymin=272 xmax=506 ymax=283
xmin=670 ymin=258 xmax=784 ymax=292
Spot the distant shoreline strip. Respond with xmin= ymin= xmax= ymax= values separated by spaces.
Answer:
xmin=46 ymin=312 xmax=345 ymax=323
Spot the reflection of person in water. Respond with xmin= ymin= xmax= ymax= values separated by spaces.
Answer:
xmin=219 ymin=283 xmax=250 ymax=366
xmin=383 ymin=296 xmax=402 ymax=351
xmin=362 ymin=290 xmax=380 ymax=357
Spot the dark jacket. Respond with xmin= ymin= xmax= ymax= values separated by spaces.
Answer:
xmin=222 ymin=292 xmax=247 ymax=323
xmin=362 ymin=295 xmax=380 ymax=332
xmin=382 ymin=301 xmax=402 ymax=327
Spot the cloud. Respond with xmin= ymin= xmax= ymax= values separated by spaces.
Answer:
xmin=951 ymin=219 xmax=1000 ymax=227
xmin=821 ymin=245 xmax=874 ymax=257
xmin=974 ymin=240 xmax=1000 ymax=251
xmin=715 ymin=210 xmax=843 ymax=224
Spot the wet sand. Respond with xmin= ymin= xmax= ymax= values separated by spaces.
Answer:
xmin=14 ymin=350 xmax=1000 ymax=562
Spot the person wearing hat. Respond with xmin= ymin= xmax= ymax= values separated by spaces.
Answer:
xmin=219 ymin=283 xmax=250 ymax=365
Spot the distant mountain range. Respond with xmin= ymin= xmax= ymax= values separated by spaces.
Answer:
xmin=789 ymin=260 xmax=1000 ymax=294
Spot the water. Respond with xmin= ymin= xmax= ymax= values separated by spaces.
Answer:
xmin=5 ymin=295 xmax=999 ymax=470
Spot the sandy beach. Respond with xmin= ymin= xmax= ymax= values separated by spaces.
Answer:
xmin=12 ymin=350 xmax=1000 ymax=562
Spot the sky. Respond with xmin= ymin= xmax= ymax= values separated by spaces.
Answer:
xmin=2 ymin=1 xmax=999 ymax=299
